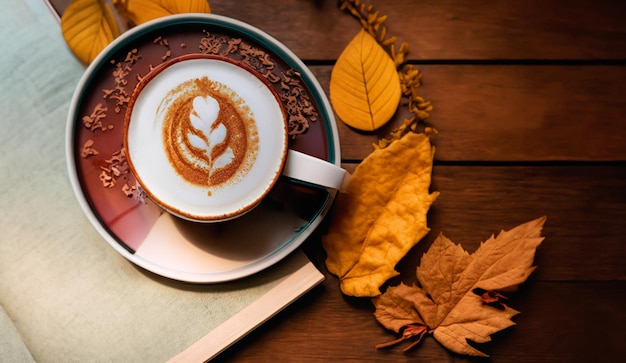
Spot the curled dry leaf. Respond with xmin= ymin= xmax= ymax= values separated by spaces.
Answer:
xmin=322 ymin=132 xmax=439 ymax=297
xmin=373 ymin=217 xmax=547 ymax=356
xmin=120 ymin=0 xmax=211 ymax=27
xmin=61 ymin=0 xmax=211 ymax=64
xmin=329 ymin=28 xmax=401 ymax=131
xmin=61 ymin=0 xmax=122 ymax=64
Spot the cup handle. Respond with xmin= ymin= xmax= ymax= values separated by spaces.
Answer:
xmin=283 ymin=149 xmax=350 ymax=191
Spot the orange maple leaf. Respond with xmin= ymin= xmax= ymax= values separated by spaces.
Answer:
xmin=374 ymin=217 xmax=546 ymax=356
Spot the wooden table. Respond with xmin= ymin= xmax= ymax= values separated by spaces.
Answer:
xmin=49 ymin=1 xmax=626 ymax=361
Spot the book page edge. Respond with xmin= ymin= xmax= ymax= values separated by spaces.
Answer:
xmin=167 ymin=250 xmax=324 ymax=362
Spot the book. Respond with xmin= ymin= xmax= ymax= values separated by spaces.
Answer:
xmin=0 ymin=248 xmax=323 ymax=362
xmin=0 ymin=0 xmax=324 ymax=361
xmin=169 ymin=254 xmax=323 ymax=362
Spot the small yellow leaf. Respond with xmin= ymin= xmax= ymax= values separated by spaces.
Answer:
xmin=322 ymin=132 xmax=438 ymax=297
xmin=330 ymin=29 xmax=401 ymax=131
xmin=61 ymin=0 xmax=121 ymax=64
xmin=123 ymin=0 xmax=211 ymax=26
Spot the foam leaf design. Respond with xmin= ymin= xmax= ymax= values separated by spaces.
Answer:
xmin=208 ymin=123 xmax=227 ymax=148
xmin=190 ymin=96 xmax=220 ymax=132
xmin=187 ymin=133 xmax=206 ymax=151
xmin=373 ymin=217 xmax=547 ymax=356
xmin=212 ymin=147 xmax=235 ymax=170
xmin=329 ymin=28 xmax=402 ymax=131
xmin=188 ymin=96 xmax=234 ymax=182
xmin=60 ymin=0 xmax=211 ymax=64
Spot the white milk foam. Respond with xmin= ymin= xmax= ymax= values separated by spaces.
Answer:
xmin=126 ymin=57 xmax=288 ymax=221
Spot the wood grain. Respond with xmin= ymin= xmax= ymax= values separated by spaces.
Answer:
xmin=403 ymin=165 xmax=626 ymax=282
xmin=50 ymin=0 xmax=626 ymax=60
xmin=333 ymin=164 xmax=626 ymax=281
xmin=211 ymin=0 xmax=626 ymax=61
xmin=217 ymin=279 xmax=626 ymax=362
xmin=310 ymin=65 xmax=626 ymax=162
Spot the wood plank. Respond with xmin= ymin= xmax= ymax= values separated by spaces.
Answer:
xmin=217 ymin=278 xmax=626 ymax=362
xmin=419 ymin=65 xmax=626 ymax=162
xmin=333 ymin=163 xmax=626 ymax=280
xmin=307 ymin=65 xmax=626 ymax=162
xmin=210 ymin=0 xmax=626 ymax=60
xmin=47 ymin=2 xmax=626 ymax=162
xmin=395 ymin=165 xmax=626 ymax=282
xmin=334 ymin=164 xmax=626 ymax=281
xmin=49 ymin=0 xmax=626 ymax=60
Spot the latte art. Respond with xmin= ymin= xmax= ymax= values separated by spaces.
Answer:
xmin=158 ymin=77 xmax=259 ymax=193
xmin=125 ymin=55 xmax=289 ymax=222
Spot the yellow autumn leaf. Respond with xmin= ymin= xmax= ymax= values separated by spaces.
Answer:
xmin=322 ymin=132 xmax=439 ymax=297
xmin=329 ymin=28 xmax=402 ymax=131
xmin=122 ymin=0 xmax=211 ymax=26
xmin=61 ymin=0 xmax=122 ymax=64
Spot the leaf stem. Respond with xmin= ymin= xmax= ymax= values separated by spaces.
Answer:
xmin=375 ymin=323 xmax=429 ymax=351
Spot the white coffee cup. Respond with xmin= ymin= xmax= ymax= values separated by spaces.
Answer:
xmin=124 ymin=54 xmax=348 ymax=222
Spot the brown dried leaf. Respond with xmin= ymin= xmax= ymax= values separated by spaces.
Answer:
xmin=374 ymin=217 xmax=547 ymax=356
